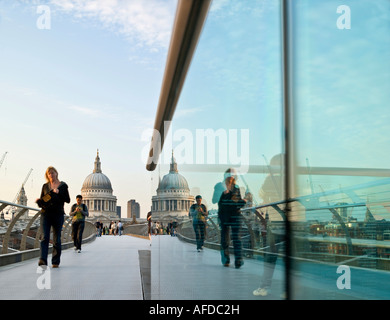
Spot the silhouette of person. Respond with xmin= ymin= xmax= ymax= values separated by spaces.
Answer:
xmin=36 ymin=166 xmax=70 ymax=268
xmin=253 ymin=154 xmax=286 ymax=297
xmin=218 ymin=168 xmax=246 ymax=268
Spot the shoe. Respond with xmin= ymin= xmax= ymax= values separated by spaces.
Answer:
xmin=221 ymin=254 xmax=230 ymax=267
xmin=38 ymin=259 xmax=47 ymax=267
xmin=52 ymin=264 xmax=59 ymax=268
xmin=253 ymin=287 xmax=268 ymax=296
xmin=235 ymin=259 xmax=244 ymax=269
xmin=77 ymin=249 xmax=81 ymax=253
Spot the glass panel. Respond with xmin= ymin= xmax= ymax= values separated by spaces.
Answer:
xmin=153 ymin=0 xmax=286 ymax=299
xmin=154 ymin=0 xmax=390 ymax=300
xmin=291 ymin=0 xmax=390 ymax=299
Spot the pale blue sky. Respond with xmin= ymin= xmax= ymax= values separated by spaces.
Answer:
xmin=160 ymin=0 xmax=390 ymax=216
xmin=1 ymin=0 xmax=389 ymax=219
xmin=0 ymin=0 xmax=176 ymax=217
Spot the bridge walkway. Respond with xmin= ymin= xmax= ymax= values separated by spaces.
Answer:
xmin=0 ymin=235 xmax=146 ymax=300
xmin=1 ymin=234 xmax=388 ymax=300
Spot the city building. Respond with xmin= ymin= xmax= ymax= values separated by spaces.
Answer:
xmin=151 ymin=153 xmax=194 ymax=222
xmin=16 ymin=186 xmax=28 ymax=219
xmin=127 ymin=199 xmax=140 ymax=219
xmin=81 ymin=151 xmax=117 ymax=219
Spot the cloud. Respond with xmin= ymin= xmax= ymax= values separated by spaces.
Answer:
xmin=68 ymin=105 xmax=112 ymax=119
xmin=49 ymin=0 xmax=176 ymax=51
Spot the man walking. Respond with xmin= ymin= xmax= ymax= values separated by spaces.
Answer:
xmin=189 ymin=195 xmax=208 ymax=252
xmin=70 ymin=195 xmax=89 ymax=253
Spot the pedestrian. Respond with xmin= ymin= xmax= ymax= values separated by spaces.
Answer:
xmin=189 ymin=195 xmax=208 ymax=252
xmin=171 ymin=221 xmax=177 ymax=236
xmin=112 ymin=221 xmax=117 ymax=236
xmin=36 ymin=166 xmax=70 ymax=268
xmin=118 ymin=220 xmax=123 ymax=236
xmin=95 ymin=220 xmax=103 ymax=237
xmin=218 ymin=168 xmax=246 ymax=268
xmin=154 ymin=222 xmax=158 ymax=235
xmin=147 ymin=211 xmax=152 ymax=245
xmin=70 ymin=195 xmax=89 ymax=253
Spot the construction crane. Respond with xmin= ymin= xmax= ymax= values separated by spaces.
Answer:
xmin=5 ymin=168 xmax=34 ymax=218
xmin=306 ymin=158 xmax=315 ymax=194
xmin=0 ymin=152 xmax=8 ymax=170
xmin=13 ymin=168 xmax=33 ymax=204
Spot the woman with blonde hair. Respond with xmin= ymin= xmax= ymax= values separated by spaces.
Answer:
xmin=36 ymin=166 xmax=70 ymax=268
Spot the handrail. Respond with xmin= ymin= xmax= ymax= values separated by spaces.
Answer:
xmin=151 ymin=163 xmax=390 ymax=176
xmin=0 ymin=199 xmax=96 ymax=260
xmin=146 ymin=0 xmax=212 ymax=171
xmin=0 ymin=199 xmax=40 ymax=213
xmin=1 ymin=200 xmax=40 ymax=254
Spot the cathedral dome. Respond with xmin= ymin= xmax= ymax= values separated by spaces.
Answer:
xmin=81 ymin=151 xmax=113 ymax=191
xmin=159 ymin=172 xmax=189 ymax=191
xmin=152 ymin=152 xmax=194 ymax=221
xmin=82 ymin=172 xmax=112 ymax=191
xmin=158 ymin=153 xmax=189 ymax=192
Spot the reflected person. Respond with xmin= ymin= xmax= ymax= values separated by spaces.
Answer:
xmin=212 ymin=169 xmax=238 ymax=205
xmin=218 ymin=168 xmax=246 ymax=268
xmin=189 ymin=195 xmax=208 ymax=252
xmin=253 ymin=154 xmax=286 ymax=297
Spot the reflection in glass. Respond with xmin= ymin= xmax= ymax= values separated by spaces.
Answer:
xmin=291 ymin=0 xmax=390 ymax=299
xmin=152 ymin=0 xmax=390 ymax=300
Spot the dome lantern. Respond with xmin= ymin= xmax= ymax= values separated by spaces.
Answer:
xmin=93 ymin=149 xmax=102 ymax=173
xmin=170 ymin=150 xmax=178 ymax=173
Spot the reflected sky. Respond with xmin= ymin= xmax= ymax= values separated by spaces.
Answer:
xmin=164 ymin=0 xmax=390 ymax=216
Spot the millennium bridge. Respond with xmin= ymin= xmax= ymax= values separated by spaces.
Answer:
xmin=1 ymin=196 xmax=390 ymax=301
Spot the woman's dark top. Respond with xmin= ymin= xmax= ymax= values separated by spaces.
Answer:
xmin=218 ymin=185 xmax=246 ymax=224
xmin=37 ymin=182 xmax=70 ymax=215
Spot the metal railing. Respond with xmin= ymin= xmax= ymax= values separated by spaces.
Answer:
xmin=146 ymin=0 xmax=212 ymax=171
xmin=173 ymin=195 xmax=390 ymax=272
xmin=0 ymin=199 xmax=96 ymax=266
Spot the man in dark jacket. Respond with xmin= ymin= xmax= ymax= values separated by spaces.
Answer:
xmin=218 ymin=169 xmax=246 ymax=268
